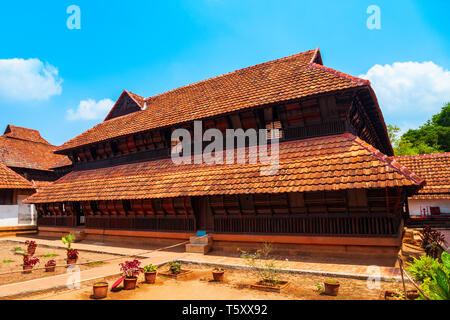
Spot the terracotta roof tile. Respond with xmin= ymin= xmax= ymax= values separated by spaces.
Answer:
xmin=393 ymin=153 xmax=450 ymax=200
xmin=0 ymin=163 xmax=35 ymax=189
xmin=3 ymin=125 xmax=49 ymax=144
xmin=56 ymin=49 xmax=371 ymax=152
xmin=0 ymin=126 xmax=71 ymax=171
xmin=25 ymin=134 xmax=423 ymax=203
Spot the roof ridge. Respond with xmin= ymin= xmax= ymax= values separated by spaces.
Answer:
xmin=1 ymin=135 xmax=55 ymax=147
xmin=393 ymin=152 xmax=450 ymax=159
xmin=343 ymin=133 xmax=426 ymax=186
xmin=144 ymin=49 xmax=316 ymax=102
xmin=308 ymin=63 xmax=370 ymax=86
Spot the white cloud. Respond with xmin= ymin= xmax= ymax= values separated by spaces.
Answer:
xmin=359 ymin=61 xmax=450 ymax=127
xmin=66 ymin=98 xmax=115 ymax=121
xmin=0 ymin=58 xmax=62 ymax=101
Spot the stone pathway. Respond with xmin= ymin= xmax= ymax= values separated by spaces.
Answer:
xmin=0 ymin=236 xmax=401 ymax=298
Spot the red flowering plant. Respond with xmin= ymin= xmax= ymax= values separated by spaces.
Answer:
xmin=25 ymin=240 xmax=37 ymax=255
xmin=119 ymin=260 xmax=144 ymax=279
xmin=67 ymin=249 xmax=79 ymax=260
xmin=23 ymin=253 xmax=40 ymax=267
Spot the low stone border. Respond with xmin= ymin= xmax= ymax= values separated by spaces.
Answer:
xmin=174 ymin=259 xmax=402 ymax=282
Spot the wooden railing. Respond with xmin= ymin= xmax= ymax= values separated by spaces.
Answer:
xmin=213 ymin=214 xmax=401 ymax=236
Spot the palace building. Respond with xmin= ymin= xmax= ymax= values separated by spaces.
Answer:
xmin=0 ymin=125 xmax=70 ymax=227
xmin=24 ymin=49 xmax=425 ymax=264
xmin=394 ymin=153 xmax=450 ymax=227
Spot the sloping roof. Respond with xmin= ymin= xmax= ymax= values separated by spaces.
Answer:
xmin=56 ymin=48 xmax=376 ymax=153
xmin=0 ymin=126 xmax=71 ymax=171
xmin=25 ymin=133 xmax=423 ymax=204
xmin=3 ymin=125 xmax=50 ymax=144
xmin=393 ymin=153 xmax=450 ymax=200
xmin=0 ymin=163 xmax=35 ymax=190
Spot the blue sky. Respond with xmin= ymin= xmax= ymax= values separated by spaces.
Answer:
xmin=0 ymin=0 xmax=449 ymax=145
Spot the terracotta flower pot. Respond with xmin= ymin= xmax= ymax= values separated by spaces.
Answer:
xmin=212 ymin=270 xmax=224 ymax=282
xmin=27 ymin=248 xmax=36 ymax=256
xmin=22 ymin=265 xmax=33 ymax=274
xmin=67 ymin=258 xmax=78 ymax=265
xmin=93 ymin=282 xmax=108 ymax=299
xmin=324 ymin=282 xmax=340 ymax=296
xmin=407 ymin=290 xmax=420 ymax=300
xmin=144 ymin=272 xmax=157 ymax=284
xmin=45 ymin=266 xmax=56 ymax=272
xmin=123 ymin=277 xmax=138 ymax=290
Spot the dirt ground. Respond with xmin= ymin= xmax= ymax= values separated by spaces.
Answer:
xmin=12 ymin=263 xmax=415 ymax=300
xmin=0 ymin=240 xmax=123 ymax=286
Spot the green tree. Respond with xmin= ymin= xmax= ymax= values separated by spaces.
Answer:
xmin=389 ymin=102 xmax=450 ymax=156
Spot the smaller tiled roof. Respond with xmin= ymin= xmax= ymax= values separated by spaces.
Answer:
xmin=25 ymin=133 xmax=423 ymax=204
xmin=0 ymin=163 xmax=35 ymax=190
xmin=393 ymin=153 xmax=450 ymax=200
xmin=0 ymin=126 xmax=71 ymax=171
xmin=3 ymin=125 xmax=50 ymax=144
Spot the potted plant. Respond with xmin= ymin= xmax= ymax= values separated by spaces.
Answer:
xmin=239 ymin=243 xmax=289 ymax=293
xmin=119 ymin=260 xmax=143 ymax=290
xmin=143 ymin=264 xmax=158 ymax=284
xmin=324 ymin=279 xmax=340 ymax=296
xmin=45 ymin=259 xmax=56 ymax=272
xmin=23 ymin=253 xmax=39 ymax=274
xmin=212 ymin=267 xmax=225 ymax=281
xmin=25 ymin=240 xmax=37 ymax=256
xmin=169 ymin=262 xmax=181 ymax=275
xmin=66 ymin=249 xmax=79 ymax=265
xmin=93 ymin=282 xmax=109 ymax=299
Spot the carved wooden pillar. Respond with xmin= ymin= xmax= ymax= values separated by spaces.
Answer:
xmin=118 ymin=138 xmax=129 ymax=155
xmin=142 ymin=199 xmax=154 ymax=216
xmin=97 ymin=143 xmax=106 ymax=159
xmin=107 ymin=200 xmax=118 ymax=216
xmin=104 ymin=142 xmax=114 ymax=158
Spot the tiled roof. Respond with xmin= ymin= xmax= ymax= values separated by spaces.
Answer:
xmin=393 ymin=153 xmax=450 ymax=200
xmin=0 ymin=163 xmax=35 ymax=190
xmin=25 ymin=133 xmax=423 ymax=204
xmin=3 ymin=125 xmax=50 ymax=144
xmin=56 ymin=48 xmax=374 ymax=153
xmin=0 ymin=126 xmax=71 ymax=171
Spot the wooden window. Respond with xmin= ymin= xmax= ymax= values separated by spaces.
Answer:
xmin=304 ymin=192 xmax=326 ymax=214
xmin=285 ymin=103 xmax=304 ymax=127
xmin=326 ymin=191 xmax=347 ymax=214
xmin=239 ymin=194 xmax=255 ymax=215
xmin=223 ymin=195 xmax=240 ymax=215
xmin=302 ymin=100 xmax=322 ymax=125
xmin=209 ymin=196 xmax=226 ymax=215
xmin=239 ymin=111 xmax=257 ymax=129
xmin=0 ymin=190 xmax=14 ymax=205
xmin=254 ymin=194 xmax=272 ymax=214
xmin=347 ymin=189 xmax=368 ymax=214
xmin=270 ymin=194 xmax=289 ymax=214
xmin=288 ymin=192 xmax=306 ymax=214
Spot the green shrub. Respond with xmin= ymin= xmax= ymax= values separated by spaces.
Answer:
xmin=417 ymin=251 xmax=450 ymax=300
xmin=406 ymin=255 xmax=441 ymax=282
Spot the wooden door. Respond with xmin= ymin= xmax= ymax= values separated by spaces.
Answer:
xmin=193 ymin=197 xmax=214 ymax=232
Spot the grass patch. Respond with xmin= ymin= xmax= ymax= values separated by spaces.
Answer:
xmin=41 ymin=254 xmax=58 ymax=257
xmin=13 ymin=247 xmax=22 ymax=252
xmin=87 ymin=261 xmax=105 ymax=266
xmin=2 ymin=260 xmax=14 ymax=263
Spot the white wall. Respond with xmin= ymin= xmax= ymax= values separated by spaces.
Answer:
xmin=408 ymin=199 xmax=450 ymax=216
xmin=0 ymin=194 xmax=36 ymax=227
